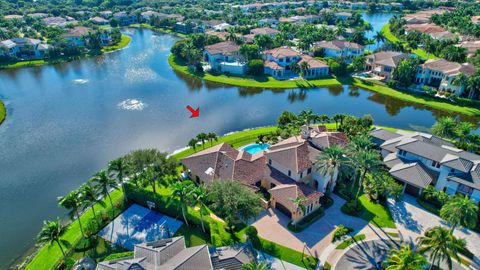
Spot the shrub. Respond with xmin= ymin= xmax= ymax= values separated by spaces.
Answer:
xmin=313 ymin=48 xmax=325 ymax=57
xmin=245 ymin=226 xmax=258 ymax=239
xmin=104 ymin=251 xmax=134 ymax=261
xmin=340 ymin=201 xmax=364 ymax=217
xmin=247 ymin=59 xmax=264 ymax=76
xmin=324 ymin=262 xmax=332 ymax=270
xmin=332 ymin=225 xmax=354 ymax=242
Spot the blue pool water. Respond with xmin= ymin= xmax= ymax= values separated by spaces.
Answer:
xmin=242 ymin=143 xmax=270 ymax=154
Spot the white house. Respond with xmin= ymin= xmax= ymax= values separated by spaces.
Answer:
xmin=0 ymin=38 xmax=50 ymax=59
xmin=62 ymin=26 xmax=94 ymax=47
xmin=204 ymin=41 xmax=246 ymax=75
xmin=313 ymin=40 xmax=363 ymax=63
xmin=371 ymin=128 xmax=480 ymax=202
xmin=415 ymin=59 xmax=476 ymax=96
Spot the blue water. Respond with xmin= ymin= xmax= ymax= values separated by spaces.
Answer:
xmin=242 ymin=143 xmax=270 ymax=154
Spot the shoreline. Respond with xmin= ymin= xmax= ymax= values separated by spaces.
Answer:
xmin=168 ymin=55 xmax=480 ymax=117
xmin=0 ymin=35 xmax=131 ymax=70
xmin=0 ymin=99 xmax=5 ymax=126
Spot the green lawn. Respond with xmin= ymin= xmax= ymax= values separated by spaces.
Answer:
xmin=348 ymin=78 xmax=480 ymax=116
xmin=381 ymin=24 xmax=438 ymax=60
xmin=26 ymin=190 xmax=125 ymax=270
xmin=130 ymin=23 xmax=187 ymax=38
xmin=336 ymin=234 xmax=366 ymax=249
xmin=359 ymin=195 xmax=396 ymax=228
xmin=0 ymin=99 xmax=5 ymax=126
xmin=101 ymin=35 xmax=131 ymax=52
xmin=0 ymin=59 xmax=46 ymax=69
xmin=169 ymin=55 xmax=341 ymax=89
xmin=255 ymin=237 xmax=318 ymax=269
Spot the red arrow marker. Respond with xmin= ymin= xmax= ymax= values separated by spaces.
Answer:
xmin=186 ymin=105 xmax=200 ymax=118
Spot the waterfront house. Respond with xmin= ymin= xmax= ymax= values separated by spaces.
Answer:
xmin=405 ymin=24 xmax=455 ymax=40
xmin=175 ymin=22 xmax=204 ymax=34
xmin=365 ymin=51 xmax=411 ymax=81
xmin=404 ymin=9 xmax=446 ymax=25
xmin=204 ymin=41 xmax=246 ymax=75
xmin=0 ymin=38 xmax=50 ymax=59
xmin=335 ymin=12 xmax=352 ymax=21
xmin=141 ymin=11 xmax=162 ymax=21
xmin=371 ymin=128 xmax=480 ymax=202
xmin=62 ymin=26 xmax=94 ymax=47
xmin=113 ymin=12 xmax=137 ymax=26
xmin=313 ymin=40 xmax=363 ymax=63
xmin=263 ymin=47 xmax=329 ymax=79
xmin=97 ymin=236 xmax=214 ymax=270
xmin=414 ymin=59 xmax=476 ymax=96
xmin=181 ymin=125 xmax=348 ymax=224
xmin=89 ymin=16 xmax=109 ymax=25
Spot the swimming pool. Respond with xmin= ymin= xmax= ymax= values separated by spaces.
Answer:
xmin=242 ymin=143 xmax=270 ymax=154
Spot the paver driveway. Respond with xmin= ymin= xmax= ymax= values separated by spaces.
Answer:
xmin=251 ymin=194 xmax=369 ymax=258
xmin=388 ymin=195 xmax=480 ymax=265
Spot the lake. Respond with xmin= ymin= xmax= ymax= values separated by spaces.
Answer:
xmin=0 ymin=22 xmax=477 ymax=268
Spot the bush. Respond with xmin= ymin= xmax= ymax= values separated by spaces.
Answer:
xmin=332 ymin=225 xmax=354 ymax=242
xmin=104 ymin=251 xmax=134 ymax=261
xmin=341 ymin=201 xmax=364 ymax=217
xmin=288 ymin=206 xmax=325 ymax=232
xmin=313 ymin=48 xmax=325 ymax=57
xmin=247 ymin=59 xmax=264 ymax=76
xmin=245 ymin=226 xmax=258 ymax=239
xmin=323 ymin=262 xmax=332 ymax=270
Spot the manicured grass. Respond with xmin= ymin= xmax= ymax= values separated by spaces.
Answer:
xmin=173 ymin=126 xmax=278 ymax=159
xmin=381 ymin=24 xmax=438 ymax=60
xmin=0 ymin=59 xmax=46 ymax=69
xmin=25 ymin=190 xmax=125 ymax=270
xmin=359 ymin=195 xmax=396 ymax=229
xmin=175 ymin=224 xmax=211 ymax=246
xmin=0 ymin=99 xmax=5 ymax=126
xmin=255 ymin=237 xmax=318 ymax=269
xmin=348 ymin=77 xmax=480 ymax=116
xmin=387 ymin=232 xmax=400 ymax=238
xmin=102 ymin=35 xmax=131 ymax=52
xmin=169 ymin=55 xmax=341 ymax=89
xmin=130 ymin=23 xmax=187 ymax=38
xmin=335 ymin=234 xmax=366 ymax=249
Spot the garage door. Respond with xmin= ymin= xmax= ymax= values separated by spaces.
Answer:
xmin=405 ymin=184 xmax=420 ymax=196
xmin=275 ymin=202 xmax=292 ymax=218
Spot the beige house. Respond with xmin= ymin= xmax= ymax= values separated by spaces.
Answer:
xmin=181 ymin=125 xmax=348 ymax=224
xmin=366 ymin=51 xmax=411 ymax=80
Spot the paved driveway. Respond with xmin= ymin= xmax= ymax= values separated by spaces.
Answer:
xmin=251 ymin=194 xmax=369 ymax=258
xmin=388 ymin=195 xmax=480 ymax=265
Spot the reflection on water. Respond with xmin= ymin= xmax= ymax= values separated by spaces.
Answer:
xmin=0 ymin=28 xmax=479 ymax=269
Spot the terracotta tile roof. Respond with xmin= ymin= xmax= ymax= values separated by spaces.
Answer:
xmin=406 ymin=24 xmax=446 ymax=34
xmin=264 ymin=60 xmax=284 ymax=70
xmin=298 ymin=55 xmax=329 ymax=69
xmin=62 ymin=26 xmax=94 ymax=37
xmin=266 ymin=139 xmax=311 ymax=173
xmin=457 ymin=40 xmax=480 ymax=55
xmin=250 ymin=27 xmax=279 ymax=36
xmin=314 ymin=40 xmax=363 ymax=50
xmin=206 ymin=31 xmax=228 ymax=40
xmin=367 ymin=51 xmax=409 ymax=68
xmin=205 ymin=41 xmax=240 ymax=55
xmin=265 ymin=46 xmax=300 ymax=58
xmin=269 ymin=182 xmax=323 ymax=210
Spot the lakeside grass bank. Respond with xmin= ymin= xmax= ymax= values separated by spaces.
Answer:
xmin=0 ymin=100 xmax=5 ymax=126
xmin=0 ymin=35 xmax=131 ymax=70
xmin=169 ymin=54 xmax=480 ymax=117
xmin=381 ymin=24 xmax=438 ymax=60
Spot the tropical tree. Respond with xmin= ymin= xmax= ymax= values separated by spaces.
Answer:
xmin=142 ymin=166 xmax=159 ymax=194
xmin=440 ymin=195 xmax=478 ymax=233
xmin=314 ymin=144 xmax=350 ymax=193
xmin=190 ymin=185 xmax=208 ymax=232
xmin=80 ymin=181 xmax=105 ymax=220
xmin=373 ymin=31 xmax=386 ymax=43
xmin=196 ymin=133 xmax=208 ymax=149
xmin=386 ymin=244 xmax=428 ymax=270
xmin=188 ymin=138 xmax=198 ymax=151
xmin=207 ymin=132 xmax=218 ymax=146
xmin=298 ymin=61 xmax=311 ymax=78
xmin=352 ymin=149 xmax=382 ymax=207
xmin=58 ymin=190 xmax=86 ymax=238
xmin=289 ymin=197 xmax=307 ymax=228
xmin=332 ymin=114 xmax=346 ymax=130
xmin=455 ymin=121 xmax=473 ymax=145
xmin=91 ymin=170 xmax=118 ymax=217
xmin=351 ymin=55 xmax=366 ymax=72
xmin=441 ymin=45 xmax=467 ymax=63
xmin=37 ymin=219 xmax=70 ymax=262
xmin=417 ymin=226 xmax=467 ymax=270
xmin=226 ymin=28 xmax=238 ymax=43
xmin=431 ymin=117 xmax=457 ymax=139
xmin=392 ymin=58 xmax=419 ymax=87
xmin=172 ymin=180 xmax=195 ymax=226
xmin=298 ymin=109 xmax=316 ymax=126
xmin=108 ymin=157 xmax=129 ymax=202
xmin=242 ymin=260 xmax=271 ymax=270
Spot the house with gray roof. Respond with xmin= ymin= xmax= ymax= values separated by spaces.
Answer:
xmin=204 ymin=41 xmax=246 ymax=75
xmin=181 ymin=125 xmax=348 ymax=224
xmin=365 ymin=51 xmax=411 ymax=81
xmin=96 ymin=236 xmax=213 ymax=270
xmin=0 ymin=38 xmax=50 ymax=59
xmin=371 ymin=128 xmax=480 ymax=202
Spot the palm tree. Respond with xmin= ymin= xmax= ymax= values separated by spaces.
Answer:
xmin=37 ymin=219 xmax=70 ymax=262
xmin=226 ymin=28 xmax=238 ymax=43
xmin=298 ymin=61 xmax=311 ymax=78
xmin=417 ymin=226 xmax=467 ymax=270
xmin=386 ymin=244 xmax=428 ymax=270
xmin=58 ymin=190 xmax=86 ymax=238
xmin=373 ymin=31 xmax=386 ymax=43
xmin=332 ymin=114 xmax=346 ymax=130
xmin=347 ymin=134 xmax=375 ymax=195
xmin=91 ymin=170 xmax=118 ymax=218
xmin=172 ymin=180 xmax=194 ymax=226
xmin=452 ymin=73 xmax=468 ymax=89
xmin=242 ymin=260 xmax=271 ymax=270
xmin=108 ymin=157 xmax=129 ymax=203
xmin=431 ymin=117 xmax=457 ymax=139
xmin=298 ymin=109 xmax=316 ymax=127
xmin=188 ymin=138 xmax=198 ymax=152
xmin=191 ymin=185 xmax=208 ymax=232
xmin=142 ymin=166 xmax=158 ymax=194
xmin=314 ymin=144 xmax=350 ymax=193
xmin=440 ymin=195 xmax=478 ymax=233
xmin=352 ymin=149 xmax=382 ymax=207
xmin=289 ymin=197 xmax=307 ymax=229
xmin=207 ymin=132 xmax=218 ymax=146
xmin=80 ymin=181 xmax=105 ymax=220
xmin=455 ymin=122 xmax=473 ymax=145
xmin=196 ymin=133 xmax=208 ymax=149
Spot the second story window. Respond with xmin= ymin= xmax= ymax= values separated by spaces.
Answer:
xmin=288 ymin=170 xmax=291 ymax=177
xmin=398 ymin=149 xmax=407 ymax=156
xmin=432 ymin=161 xmax=440 ymax=168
